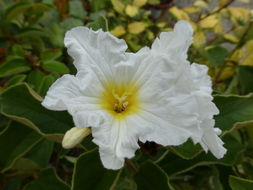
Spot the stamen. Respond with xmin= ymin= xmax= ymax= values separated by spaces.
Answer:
xmin=112 ymin=90 xmax=129 ymax=113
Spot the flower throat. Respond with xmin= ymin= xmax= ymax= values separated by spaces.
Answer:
xmin=99 ymin=81 xmax=140 ymax=118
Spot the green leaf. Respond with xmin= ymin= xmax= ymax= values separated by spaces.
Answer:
xmin=238 ymin=66 xmax=253 ymax=94
xmin=12 ymin=44 xmax=26 ymax=57
xmin=214 ymin=94 xmax=253 ymax=133
xmin=2 ymin=178 xmax=23 ymax=190
xmin=158 ymin=135 xmax=245 ymax=176
xmin=0 ymin=83 xmax=73 ymax=138
xmin=43 ymin=61 xmax=69 ymax=74
xmin=206 ymin=46 xmax=229 ymax=66
xmin=135 ymin=161 xmax=171 ymax=190
xmin=69 ymin=0 xmax=86 ymax=19
xmin=4 ymin=2 xmax=31 ymax=22
xmin=61 ymin=17 xmax=84 ymax=31
xmin=23 ymin=168 xmax=70 ymax=190
xmin=0 ymin=58 xmax=30 ymax=77
xmin=0 ymin=122 xmax=41 ymax=172
xmin=88 ymin=16 xmax=108 ymax=31
xmin=27 ymin=70 xmax=46 ymax=91
xmin=91 ymin=0 xmax=110 ymax=11
xmin=46 ymin=23 xmax=64 ymax=47
xmin=31 ymin=3 xmax=52 ymax=12
xmin=41 ymin=49 xmax=62 ymax=62
xmin=229 ymin=175 xmax=253 ymax=190
xmin=72 ymin=149 xmax=121 ymax=190
xmin=16 ymin=28 xmax=48 ymax=38
xmin=37 ymin=74 xmax=56 ymax=96
xmin=217 ymin=165 xmax=235 ymax=189
xmin=4 ymin=2 xmax=52 ymax=23
xmin=24 ymin=139 xmax=54 ymax=168
xmin=169 ymin=140 xmax=202 ymax=159
xmin=7 ymin=74 xmax=26 ymax=86
xmin=12 ymin=158 xmax=40 ymax=171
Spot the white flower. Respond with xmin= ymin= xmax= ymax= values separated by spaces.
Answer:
xmin=42 ymin=20 xmax=226 ymax=170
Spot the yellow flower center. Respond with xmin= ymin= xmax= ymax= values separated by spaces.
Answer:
xmin=99 ymin=81 xmax=140 ymax=119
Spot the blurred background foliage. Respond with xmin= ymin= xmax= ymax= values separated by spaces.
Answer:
xmin=0 ymin=0 xmax=253 ymax=189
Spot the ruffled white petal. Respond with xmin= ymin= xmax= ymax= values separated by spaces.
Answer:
xmin=200 ymin=120 xmax=227 ymax=158
xmin=42 ymin=74 xmax=81 ymax=111
xmin=42 ymin=70 xmax=105 ymax=128
xmin=64 ymin=27 xmax=128 ymax=83
xmin=92 ymin=114 xmax=151 ymax=170
xmin=151 ymin=20 xmax=193 ymax=59
xmin=138 ymin=110 xmax=192 ymax=146
xmin=122 ymin=21 xmax=226 ymax=157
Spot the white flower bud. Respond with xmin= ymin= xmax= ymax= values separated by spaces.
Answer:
xmin=62 ymin=127 xmax=91 ymax=149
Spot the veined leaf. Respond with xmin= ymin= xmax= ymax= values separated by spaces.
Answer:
xmin=229 ymin=175 xmax=253 ymax=190
xmin=24 ymin=168 xmax=70 ymax=190
xmin=72 ymin=149 xmax=121 ymax=190
xmin=40 ymin=49 xmax=62 ymax=62
xmin=0 ymin=122 xmax=41 ymax=172
xmin=43 ymin=61 xmax=69 ymax=74
xmin=0 ymin=58 xmax=30 ymax=78
xmin=158 ymin=135 xmax=245 ymax=176
xmin=88 ymin=16 xmax=108 ymax=31
xmin=0 ymin=83 xmax=73 ymax=141
xmin=214 ymin=94 xmax=253 ymax=133
xmin=238 ymin=66 xmax=253 ymax=94
xmin=135 ymin=161 xmax=171 ymax=190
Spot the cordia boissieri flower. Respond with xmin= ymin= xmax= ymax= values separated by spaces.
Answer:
xmin=42 ymin=20 xmax=227 ymax=170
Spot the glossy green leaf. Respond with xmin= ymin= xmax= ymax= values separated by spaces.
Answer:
xmin=41 ymin=49 xmax=62 ymax=62
xmin=238 ymin=66 xmax=253 ymax=94
xmin=30 ymin=3 xmax=52 ymax=12
xmin=4 ymin=2 xmax=51 ymax=23
xmin=2 ymin=179 xmax=23 ymax=190
xmin=12 ymin=158 xmax=41 ymax=171
xmin=24 ymin=168 xmax=70 ymax=190
xmin=24 ymin=139 xmax=54 ymax=168
xmin=169 ymin=140 xmax=202 ymax=159
xmin=0 ymin=83 xmax=73 ymax=136
xmin=46 ymin=23 xmax=64 ymax=47
xmin=91 ymin=0 xmax=110 ymax=11
xmin=12 ymin=44 xmax=26 ymax=56
xmin=27 ymin=70 xmax=46 ymax=91
xmin=158 ymin=135 xmax=245 ymax=176
xmin=0 ymin=58 xmax=30 ymax=77
xmin=72 ymin=149 xmax=121 ymax=190
xmin=61 ymin=17 xmax=84 ymax=31
xmin=4 ymin=2 xmax=31 ymax=22
xmin=69 ymin=0 xmax=86 ymax=19
xmin=16 ymin=28 xmax=48 ymax=38
xmin=88 ymin=16 xmax=108 ymax=31
xmin=37 ymin=74 xmax=56 ymax=96
xmin=206 ymin=46 xmax=229 ymax=66
xmin=229 ymin=175 xmax=253 ymax=190
xmin=7 ymin=74 xmax=26 ymax=86
xmin=0 ymin=122 xmax=41 ymax=172
xmin=214 ymin=94 xmax=253 ymax=133
xmin=135 ymin=161 xmax=170 ymax=190
xmin=43 ymin=61 xmax=69 ymax=74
